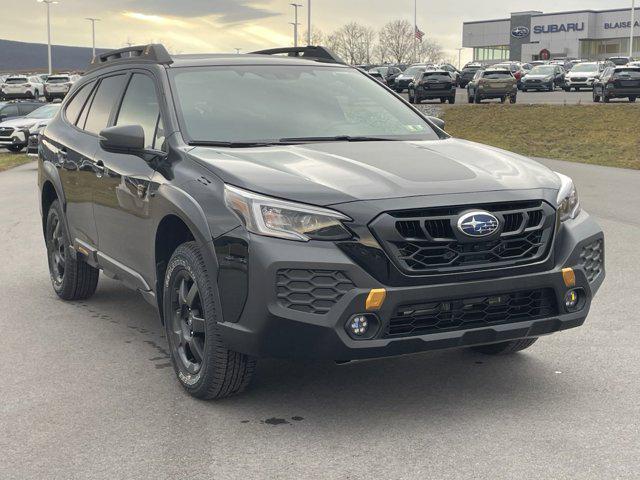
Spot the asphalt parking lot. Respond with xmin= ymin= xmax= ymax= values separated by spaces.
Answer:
xmin=401 ymin=88 xmax=600 ymax=105
xmin=1 ymin=159 xmax=639 ymax=479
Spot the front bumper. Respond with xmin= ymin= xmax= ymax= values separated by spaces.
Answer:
xmin=565 ymin=78 xmax=595 ymax=88
xmin=0 ymin=129 xmax=28 ymax=148
xmin=215 ymin=210 xmax=604 ymax=361
xmin=523 ymin=81 xmax=553 ymax=90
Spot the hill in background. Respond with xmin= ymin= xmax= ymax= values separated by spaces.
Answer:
xmin=0 ymin=39 xmax=109 ymax=73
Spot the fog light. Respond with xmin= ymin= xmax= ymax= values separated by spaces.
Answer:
xmin=564 ymin=288 xmax=585 ymax=312
xmin=345 ymin=313 xmax=380 ymax=340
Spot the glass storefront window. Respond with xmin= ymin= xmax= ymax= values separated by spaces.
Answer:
xmin=473 ymin=46 xmax=509 ymax=61
xmin=580 ymin=37 xmax=640 ymax=60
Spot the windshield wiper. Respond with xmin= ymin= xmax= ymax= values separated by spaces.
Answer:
xmin=278 ymin=135 xmax=398 ymax=143
xmin=189 ymin=140 xmax=281 ymax=148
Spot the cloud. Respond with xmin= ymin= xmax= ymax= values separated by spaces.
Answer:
xmin=119 ymin=0 xmax=280 ymax=23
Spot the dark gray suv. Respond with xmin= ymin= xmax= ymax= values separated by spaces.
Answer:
xmin=37 ymin=45 xmax=604 ymax=399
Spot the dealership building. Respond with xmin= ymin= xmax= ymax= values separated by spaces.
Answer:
xmin=463 ymin=7 xmax=640 ymax=62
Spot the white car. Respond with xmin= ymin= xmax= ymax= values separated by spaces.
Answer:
xmin=44 ymin=74 xmax=80 ymax=101
xmin=1 ymin=75 xmax=44 ymax=100
xmin=563 ymin=62 xmax=603 ymax=91
xmin=0 ymin=103 xmax=60 ymax=152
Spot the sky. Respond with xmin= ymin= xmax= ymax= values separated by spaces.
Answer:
xmin=0 ymin=0 xmax=635 ymax=64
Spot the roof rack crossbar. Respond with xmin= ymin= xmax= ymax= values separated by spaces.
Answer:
xmin=88 ymin=44 xmax=173 ymax=71
xmin=249 ymin=46 xmax=345 ymax=64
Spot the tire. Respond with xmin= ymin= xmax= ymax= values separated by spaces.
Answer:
xmin=467 ymin=94 xmax=474 ymax=104
xmin=500 ymin=96 xmax=506 ymax=103
xmin=449 ymin=95 xmax=456 ymax=104
xmin=629 ymin=96 xmax=636 ymax=103
xmin=471 ymin=337 xmax=538 ymax=355
xmin=7 ymin=145 xmax=24 ymax=153
xmin=563 ymin=87 xmax=570 ymax=92
xmin=603 ymin=94 xmax=610 ymax=103
xmin=548 ymin=82 xmax=555 ymax=92
xmin=439 ymin=98 xmax=446 ymax=104
xmin=574 ymin=87 xmax=580 ymax=92
xmin=33 ymin=89 xmax=39 ymax=99
xmin=45 ymin=95 xmax=52 ymax=103
xmin=408 ymin=90 xmax=416 ymax=104
xmin=510 ymin=95 xmax=517 ymax=104
xmin=593 ymin=90 xmax=601 ymax=102
xmin=45 ymin=200 xmax=99 ymax=301
xmin=474 ymin=94 xmax=481 ymax=104
xmin=163 ymin=241 xmax=256 ymax=400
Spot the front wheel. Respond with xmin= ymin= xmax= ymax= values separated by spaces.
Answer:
xmin=163 ymin=242 xmax=256 ymax=399
xmin=45 ymin=200 xmax=99 ymax=300
xmin=470 ymin=338 xmax=538 ymax=355
xmin=7 ymin=145 xmax=24 ymax=152
xmin=629 ymin=96 xmax=636 ymax=103
xmin=448 ymin=95 xmax=456 ymax=104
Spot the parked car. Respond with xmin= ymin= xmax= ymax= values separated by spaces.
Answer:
xmin=467 ymin=67 xmax=517 ymax=103
xmin=458 ymin=65 xmax=483 ymax=88
xmin=0 ymin=103 xmax=60 ymax=152
xmin=494 ymin=62 xmax=527 ymax=89
xmin=1 ymin=75 xmax=44 ymax=99
xmin=393 ymin=64 xmax=431 ymax=92
xmin=38 ymin=44 xmax=604 ymax=400
xmin=0 ymin=100 xmax=43 ymax=122
xmin=592 ymin=66 xmax=640 ymax=102
xmin=408 ymin=69 xmax=456 ymax=104
xmin=367 ymin=66 xmax=402 ymax=86
xmin=436 ymin=63 xmax=461 ymax=86
xmin=563 ymin=62 xmax=602 ymax=91
xmin=521 ymin=64 xmax=565 ymax=91
xmin=44 ymin=74 xmax=78 ymax=101
xmin=607 ymin=56 xmax=634 ymax=66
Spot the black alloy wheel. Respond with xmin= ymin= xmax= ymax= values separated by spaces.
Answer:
xmin=168 ymin=270 xmax=207 ymax=376
xmin=47 ymin=209 xmax=66 ymax=289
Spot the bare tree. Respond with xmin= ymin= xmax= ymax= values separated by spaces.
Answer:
xmin=302 ymin=27 xmax=325 ymax=46
xmin=416 ymin=37 xmax=444 ymax=63
xmin=378 ymin=19 xmax=415 ymax=64
xmin=325 ymin=22 xmax=376 ymax=65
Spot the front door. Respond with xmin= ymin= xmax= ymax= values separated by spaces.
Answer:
xmin=92 ymin=72 xmax=166 ymax=289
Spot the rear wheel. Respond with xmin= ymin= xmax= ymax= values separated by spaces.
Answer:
xmin=45 ymin=200 xmax=99 ymax=300
xmin=164 ymin=241 xmax=256 ymax=399
xmin=471 ymin=338 xmax=538 ymax=355
xmin=449 ymin=95 xmax=456 ymax=104
xmin=440 ymin=98 xmax=446 ymax=103
xmin=629 ymin=96 xmax=636 ymax=103
xmin=510 ymin=94 xmax=517 ymax=104
xmin=500 ymin=96 xmax=506 ymax=103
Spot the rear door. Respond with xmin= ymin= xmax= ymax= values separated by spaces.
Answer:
xmin=92 ymin=71 xmax=165 ymax=287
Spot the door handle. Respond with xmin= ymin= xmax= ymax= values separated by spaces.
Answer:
xmin=94 ymin=160 xmax=106 ymax=178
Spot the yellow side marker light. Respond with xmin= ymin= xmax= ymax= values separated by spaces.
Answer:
xmin=365 ymin=289 xmax=387 ymax=311
xmin=562 ymin=268 xmax=576 ymax=288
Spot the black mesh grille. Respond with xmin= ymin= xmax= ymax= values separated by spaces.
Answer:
xmin=370 ymin=200 xmax=555 ymax=275
xmin=579 ymin=239 xmax=604 ymax=283
xmin=387 ymin=288 xmax=558 ymax=337
xmin=276 ymin=269 xmax=355 ymax=314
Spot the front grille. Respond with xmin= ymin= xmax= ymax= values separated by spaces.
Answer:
xmin=387 ymin=288 xmax=558 ymax=337
xmin=572 ymin=77 xmax=587 ymax=82
xmin=370 ymin=200 xmax=556 ymax=275
xmin=579 ymin=239 xmax=604 ymax=283
xmin=276 ymin=269 xmax=355 ymax=315
xmin=0 ymin=128 xmax=14 ymax=138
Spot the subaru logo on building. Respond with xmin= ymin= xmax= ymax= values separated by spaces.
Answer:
xmin=511 ymin=26 xmax=530 ymax=38
xmin=457 ymin=211 xmax=500 ymax=237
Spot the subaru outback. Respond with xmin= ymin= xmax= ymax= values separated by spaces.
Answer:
xmin=38 ymin=45 xmax=604 ymax=399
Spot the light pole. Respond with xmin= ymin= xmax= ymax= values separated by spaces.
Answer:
xmin=235 ymin=48 xmax=241 ymax=54
xmin=631 ymin=0 xmax=637 ymax=58
xmin=38 ymin=0 xmax=58 ymax=75
xmin=307 ymin=0 xmax=311 ymax=45
xmin=86 ymin=17 xmax=100 ymax=59
xmin=457 ymin=48 xmax=463 ymax=69
xmin=290 ymin=3 xmax=302 ymax=48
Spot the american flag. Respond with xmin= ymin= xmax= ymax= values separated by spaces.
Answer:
xmin=415 ymin=26 xmax=425 ymax=41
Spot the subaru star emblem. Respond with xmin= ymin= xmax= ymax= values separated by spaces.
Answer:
xmin=457 ymin=211 xmax=500 ymax=237
xmin=511 ymin=26 xmax=530 ymax=38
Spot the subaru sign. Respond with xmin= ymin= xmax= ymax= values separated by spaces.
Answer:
xmin=457 ymin=211 xmax=500 ymax=238
xmin=511 ymin=26 xmax=530 ymax=38
xmin=533 ymin=22 xmax=585 ymax=34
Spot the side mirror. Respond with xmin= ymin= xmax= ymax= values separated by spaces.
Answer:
xmin=99 ymin=124 xmax=145 ymax=154
xmin=428 ymin=116 xmax=445 ymax=130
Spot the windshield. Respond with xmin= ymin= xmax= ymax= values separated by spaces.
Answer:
xmin=571 ymin=64 xmax=598 ymax=73
xmin=402 ymin=66 xmax=426 ymax=76
xmin=530 ymin=66 xmax=555 ymax=75
xmin=47 ymin=76 xmax=70 ymax=83
xmin=170 ymin=65 xmax=439 ymax=144
xmin=25 ymin=104 xmax=60 ymax=119
xmin=6 ymin=78 xmax=27 ymax=84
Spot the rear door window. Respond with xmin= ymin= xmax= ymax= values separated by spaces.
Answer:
xmin=83 ymin=74 xmax=127 ymax=135
xmin=1 ymin=105 xmax=19 ymax=117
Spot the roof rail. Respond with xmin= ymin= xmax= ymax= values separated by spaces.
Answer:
xmin=250 ymin=46 xmax=345 ymax=64
xmin=87 ymin=44 xmax=173 ymax=72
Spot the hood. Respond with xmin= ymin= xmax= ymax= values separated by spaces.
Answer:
xmin=525 ymin=74 xmax=553 ymax=79
xmin=567 ymin=71 xmax=597 ymax=78
xmin=0 ymin=117 xmax=40 ymax=129
xmin=190 ymin=138 xmax=560 ymax=206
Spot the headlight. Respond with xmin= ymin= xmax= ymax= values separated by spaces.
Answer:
xmin=555 ymin=173 xmax=581 ymax=222
xmin=224 ymin=184 xmax=352 ymax=241
xmin=545 ymin=76 xmax=553 ymax=82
